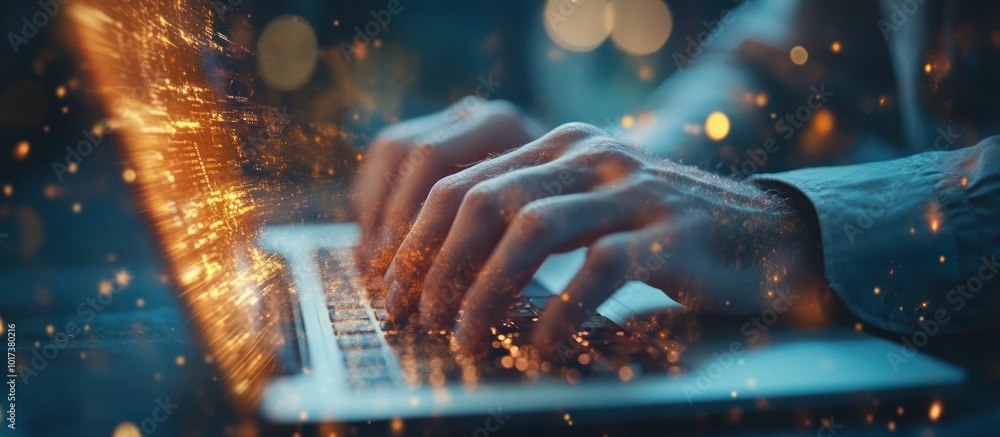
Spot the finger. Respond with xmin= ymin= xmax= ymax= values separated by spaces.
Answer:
xmin=418 ymin=164 xmax=604 ymax=330
xmin=370 ymin=109 xmax=537 ymax=281
xmin=452 ymin=191 xmax=655 ymax=354
xmin=532 ymin=226 xmax=678 ymax=358
xmin=384 ymin=124 xmax=609 ymax=322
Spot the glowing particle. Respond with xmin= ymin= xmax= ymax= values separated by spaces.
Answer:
xmin=812 ymin=109 xmax=834 ymax=135
xmin=939 ymin=255 xmax=945 ymax=263
xmin=910 ymin=227 xmax=916 ymax=235
xmin=56 ymin=86 xmax=67 ymax=98
xmin=790 ymin=45 xmax=809 ymax=65
xmin=333 ymin=19 xmax=339 ymax=26
xmin=755 ymin=93 xmax=768 ymax=107
xmin=68 ymin=162 xmax=78 ymax=174
xmin=621 ymin=115 xmax=634 ymax=129
xmin=730 ymin=390 xmax=738 ymax=398
xmin=13 ymin=140 xmax=30 ymax=161
xmin=115 ymin=269 xmax=132 ymax=287
xmin=3 ymin=184 xmax=11 ymax=197
xmin=61 ymin=106 xmax=69 ymax=114
xmin=879 ymin=96 xmax=887 ymax=106
xmin=929 ymin=401 xmax=942 ymax=421
xmin=960 ymin=177 xmax=968 ymax=187
xmin=924 ymin=63 xmax=932 ymax=73
xmin=99 ymin=280 xmax=113 ymax=296
xmin=113 ymin=422 xmax=142 ymax=437
xmin=619 ymin=366 xmax=634 ymax=381
xmin=500 ymin=356 xmax=514 ymax=369
xmin=638 ymin=64 xmax=653 ymax=80
xmin=390 ymin=418 xmax=403 ymax=431
xmin=299 ymin=411 xmax=308 ymax=421
xmin=46 ymin=324 xmax=55 ymax=335
xmin=855 ymin=322 xmax=864 ymax=331
xmin=831 ymin=41 xmax=841 ymax=53
xmin=175 ymin=355 xmax=186 ymax=366
xmin=72 ymin=202 xmax=82 ymax=213
xmin=874 ymin=287 xmax=880 ymax=295
xmin=136 ymin=298 xmax=145 ymax=308
xmin=705 ymin=111 xmax=730 ymax=141
xmin=897 ymin=406 xmax=904 ymax=416
xmin=122 ymin=168 xmax=137 ymax=183
xmin=888 ymin=421 xmax=896 ymax=431
xmin=746 ymin=378 xmax=757 ymax=388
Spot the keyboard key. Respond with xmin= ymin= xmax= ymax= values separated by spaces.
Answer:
xmin=337 ymin=332 xmax=383 ymax=350
xmin=333 ymin=319 xmax=376 ymax=335
xmin=330 ymin=307 xmax=368 ymax=320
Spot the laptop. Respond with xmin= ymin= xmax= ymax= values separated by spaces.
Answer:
xmin=68 ymin=0 xmax=965 ymax=428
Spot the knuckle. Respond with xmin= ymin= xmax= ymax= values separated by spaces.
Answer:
xmin=461 ymin=183 xmax=502 ymax=218
xmin=426 ymin=175 xmax=468 ymax=212
xmin=587 ymin=236 xmax=631 ymax=273
xmin=511 ymin=203 xmax=552 ymax=241
xmin=549 ymin=122 xmax=606 ymax=142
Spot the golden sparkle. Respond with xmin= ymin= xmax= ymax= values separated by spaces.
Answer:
xmin=831 ymin=41 xmax=841 ymax=53
xmin=705 ymin=111 xmax=730 ymax=141
xmin=929 ymin=401 xmax=942 ymax=421
xmin=621 ymin=115 xmax=634 ymax=129
xmin=13 ymin=140 xmax=30 ymax=161
xmin=789 ymin=45 xmax=808 ymax=65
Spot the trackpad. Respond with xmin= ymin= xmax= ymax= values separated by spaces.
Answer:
xmin=533 ymin=249 xmax=681 ymax=326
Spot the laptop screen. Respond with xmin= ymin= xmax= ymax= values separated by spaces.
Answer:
xmin=69 ymin=0 xmax=287 ymax=408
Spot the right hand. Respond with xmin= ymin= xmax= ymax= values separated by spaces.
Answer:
xmin=351 ymin=97 xmax=543 ymax=289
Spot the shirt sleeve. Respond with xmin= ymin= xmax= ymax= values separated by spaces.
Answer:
xmin=748 ymin=137 xmax=1000 ymax=335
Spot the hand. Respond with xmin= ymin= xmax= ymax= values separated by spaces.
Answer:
xmin=351 ymin=98 xmax=543 ymax=286
xmin=380 ymin=123 xmax=824 ymax=357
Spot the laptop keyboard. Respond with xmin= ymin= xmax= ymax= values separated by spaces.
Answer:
xmin=318 ymin=250 xmax=676 ymax=391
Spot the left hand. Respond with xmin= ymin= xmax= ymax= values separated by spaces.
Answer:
xmin=380 ymin=123 xmax=823 ymax=357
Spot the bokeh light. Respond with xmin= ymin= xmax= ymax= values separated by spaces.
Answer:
xmin=608 ymin=0 xmax=672 ymax=56
xmin=543 ymin=0 xmax=614 ymax=52
xmin=705 ymin=111 xmax=730 ymax=141
xmin=790 ymin=45 xmax=809 ymax=65
xmin=258 ymin=15 xmax=319 ymax=90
